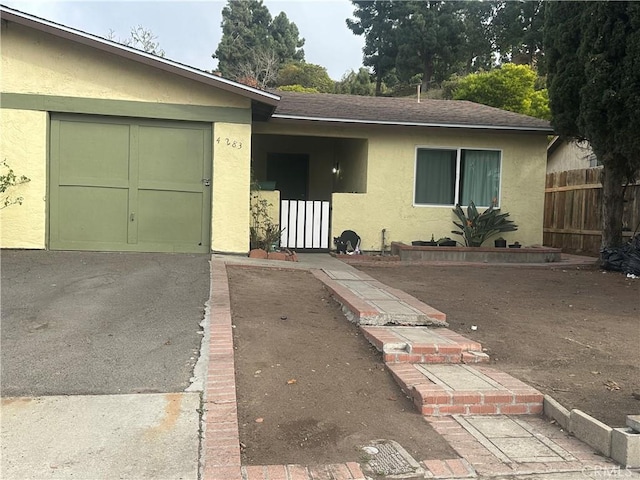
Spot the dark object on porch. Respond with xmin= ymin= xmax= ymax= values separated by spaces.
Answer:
xmin=494 ymin=238 xmax=507 ymax=248
xmin=334 ymin=230 xmax=361 ymax=254
xmin=437 ymin=237 xmax=456 ymax=247
xmin=601 ymin=234 xmax=640 ymax=275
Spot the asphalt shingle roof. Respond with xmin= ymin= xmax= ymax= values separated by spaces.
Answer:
xmin=272 ymin=91 xmax=553 ymax=133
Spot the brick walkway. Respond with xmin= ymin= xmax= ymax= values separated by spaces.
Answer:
xmin=201 ymin=254 xmax=637 ymax=480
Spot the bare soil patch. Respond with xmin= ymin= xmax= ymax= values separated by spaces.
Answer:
xmin=227 ymin=266 xmax=457 ymax=466
xmin=355 ymin=263 xmax=640 ymax=427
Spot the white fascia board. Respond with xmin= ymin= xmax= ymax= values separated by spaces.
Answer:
xmin=271 ymin=114 xmax=554 ymax=133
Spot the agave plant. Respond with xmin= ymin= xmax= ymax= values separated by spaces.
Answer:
xmin=451 ymin=201 xmax=518 ymax=247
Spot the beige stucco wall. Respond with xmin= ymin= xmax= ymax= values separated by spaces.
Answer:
xmin=212 ymin=123 xmax=253 ymax=253
xmin=1 ymin=20 xmax=255 ymax=253
xmin=255 ymin=122 xmax=548 ymax=250
xmin=0 ymin=109 xmax=48 ymax=248
xmin=2 ymin=22 xmax=249 ymax=108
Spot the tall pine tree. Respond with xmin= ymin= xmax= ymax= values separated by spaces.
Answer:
xmin=346 ymin=0 xmax=397 ymax=95
xmin=213 ymin=0 xmax=304 ymax=86
xmin=546 ymin=1 xmax=640 ymax=253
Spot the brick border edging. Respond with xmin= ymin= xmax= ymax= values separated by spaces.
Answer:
xmin=201 ymin=259 xmax=370 ymax=480
xmin=201 ymin=258 xmax=242 ymax=480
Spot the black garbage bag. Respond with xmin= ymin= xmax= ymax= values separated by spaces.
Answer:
xmin=601 ymin=234 xmax=640 ymax=275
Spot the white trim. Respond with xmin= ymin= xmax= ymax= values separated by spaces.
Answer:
xmin=271 ymin=114 xmax=553 ymax=133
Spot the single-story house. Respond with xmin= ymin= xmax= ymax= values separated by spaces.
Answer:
xmin=1 ymin=6 xmax=553 ymax=255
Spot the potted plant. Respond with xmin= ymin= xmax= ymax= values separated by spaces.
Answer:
xmin=451 ymin=201 xmax=518 ymax=247
xmin=494 ymin=237 xmax=507 ymax=248
xmin=412 ymin=234 xmax=438 ymax=247
xmin=437 ymin=237 xmax=457 ymax=247
xmin=509 ymin=241 xmax=521 ymax=249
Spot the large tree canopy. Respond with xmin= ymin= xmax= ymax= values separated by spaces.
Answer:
xmin=213 ymin=0 xmax=304 ymax=86
xmin=545 ymin=1 xmax=640 ymax=252
xmin=493 ymin=0 xmax=545 ymax=68
xmin=347 ymin=1 xmax=496 ymax=94
xmin=393 ymin=1 xmax=467 ymax=91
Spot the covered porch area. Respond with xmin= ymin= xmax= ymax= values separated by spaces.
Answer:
xmin=251 ymin=133 xmax=368 ymax=251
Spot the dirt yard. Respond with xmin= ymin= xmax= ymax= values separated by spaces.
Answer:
xmin=356 ymin=262 xmax=639 ymax=428
xmin=226 ymin=261 xmax=638 ymax=466
xmin=227 ymin=266 xmax=457 ymax=466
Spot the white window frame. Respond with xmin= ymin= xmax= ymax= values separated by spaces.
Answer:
xmin=413 ymin=146 xmax=503 ymax=208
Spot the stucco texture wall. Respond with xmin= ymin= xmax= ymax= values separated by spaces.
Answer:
xmin=1 ymin=20 xmax=255 ymax=253
xmin=255 ymin=122 xmax=548 ymax=251
xmin=212 ymin=123 xmax=253 ymax=253
xmin=1 ymin=22 xmax=249 ymax=108
xmin=0 ymin=109 xmax=47 ymax=248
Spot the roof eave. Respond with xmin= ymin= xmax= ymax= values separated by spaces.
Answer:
xmin=0 ymin=7 xmax=280 ymax=107
xmin=270 ymin=114 xmax=554 ymax=134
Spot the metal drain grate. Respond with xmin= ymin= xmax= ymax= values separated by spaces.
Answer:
xmin=362 ymin=440 xmax=423 ymax=477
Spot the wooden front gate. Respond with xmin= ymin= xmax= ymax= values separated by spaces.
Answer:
xmin=280 ymin=200 xmax=331 ymax=250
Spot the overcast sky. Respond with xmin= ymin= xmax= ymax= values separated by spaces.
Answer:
xmin=3 ymin=0 xmax=366 ymax=80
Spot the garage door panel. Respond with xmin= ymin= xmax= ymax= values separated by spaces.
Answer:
xmin=50 ymin=115 xmax=211 ymax=253
xmin=137 ymin=190 xmax=203 ymax=245
xmin=57 ymin=186 xmax=129 ymax=243
xmin=58 ymin=121 xmax=130 ymax=185
xmin=138 ymin=126 xmax=205 ymax=186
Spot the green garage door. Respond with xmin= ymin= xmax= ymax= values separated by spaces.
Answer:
xmin=49 ymin=114 xmax=212 ymax=253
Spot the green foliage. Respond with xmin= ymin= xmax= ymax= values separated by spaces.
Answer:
xmin=277 ymin=85 xmax=319 ymax=93
xmin=347 ymin=1 xmax=497 ymax=94
xmin=346 ymin=0 xmax=398 ymax=95
xmin=1 ymin=160 xmax=31 ymax=209
xmin=270 ymin=12 xmax=305 ymax=64
xmin=334 ymin=68 xmax=376 ymax=96
xmin=545 ymin=1 xmax=640 ymax=249
xmin=276 ymin=62 xmax=334 ymax=93
xmin=451 ymin=202 xmax=518 ymax=247
xmin=249 ymin=191 xmax=282 ymax=251
xmin=493 ymin=0 xmax=546 ymax=69
xmin=453 ymin=64 xmax=550 ymax=119
xmin=214 ymin=0 xmax=304 ymax=85
xmin=393 ymin=1 xmax=467 ymax=91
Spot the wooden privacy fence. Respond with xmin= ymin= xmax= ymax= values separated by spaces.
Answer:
xmin=544 ymin=168 xmax=640 ymax=255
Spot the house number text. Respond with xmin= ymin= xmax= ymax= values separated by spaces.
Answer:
xmin=216 ymin=137 xmax=243 ymax=149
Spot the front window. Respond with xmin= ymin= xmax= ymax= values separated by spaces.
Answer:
xmin=414 ymin=148 xmax=501 ymax=207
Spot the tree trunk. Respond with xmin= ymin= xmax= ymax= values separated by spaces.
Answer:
xmin=600 ymin=165 xmax=625 ymax=259
xmin=421 ymin=56 xmax=434 ymax=92
xmin=375 ymin=69 xmax=382 ymax=96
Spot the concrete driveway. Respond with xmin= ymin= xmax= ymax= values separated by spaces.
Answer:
xmin=1 ymin=250 xmax=210 ymax=479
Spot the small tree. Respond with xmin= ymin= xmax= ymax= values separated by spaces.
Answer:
xmin=107 ymin=26 xmax=165 ymax=57
xmin=249 ymin=183 xmax=282 ymax=251
xmin=1 ymin=160 xmax=30 ymax=209
xmin=453 ymin=64 xmax=550 ymax=120
xmin=276 ymin=62 xmax=335 ymax=93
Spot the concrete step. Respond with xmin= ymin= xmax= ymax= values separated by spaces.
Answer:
xmin=314 ymin=269 xmax=448 ymax=327
xmin=388 ymin=364 xmax=544 ymax=416
xmin=361 ymin=326 xmax=489 ymax=364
